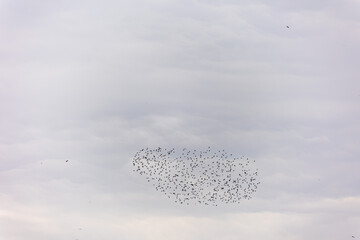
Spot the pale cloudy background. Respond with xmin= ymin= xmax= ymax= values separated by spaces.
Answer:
xmin=1 ymin=0 xmax=360 ymax=239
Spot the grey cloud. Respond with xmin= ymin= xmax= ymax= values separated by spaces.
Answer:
xmin=0 ymin=0 xmax=359 ymax=239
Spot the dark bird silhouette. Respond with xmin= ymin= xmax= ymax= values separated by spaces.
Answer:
xmin=133 ymin=147 xmax=261 ymax=206
xmin=66 ymin=160 xmax=69 ymax=162
xmin=286 ymin=25 xmax=290 ymax=28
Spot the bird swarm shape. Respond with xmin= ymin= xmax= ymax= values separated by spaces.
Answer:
xmin=133 ymin=147 xmax=260 ymax=206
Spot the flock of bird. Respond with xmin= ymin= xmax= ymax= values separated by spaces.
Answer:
xmin=133 ymin=147 xmax=260 ymax=206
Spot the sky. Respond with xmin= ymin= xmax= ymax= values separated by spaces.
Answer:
xmin=0 ymin=0 xmax=359 ymax=239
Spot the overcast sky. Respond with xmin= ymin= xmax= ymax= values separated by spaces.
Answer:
xmin=1 ymin=0 xmax=360 ymax=239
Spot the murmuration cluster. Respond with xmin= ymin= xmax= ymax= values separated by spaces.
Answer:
xmin=133 ymin=147 xmax=260 ymax=206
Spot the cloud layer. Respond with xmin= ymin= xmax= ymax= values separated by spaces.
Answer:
xmin=0 ymin=0 xmax=359 ymax=239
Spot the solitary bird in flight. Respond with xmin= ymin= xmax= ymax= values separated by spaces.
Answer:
xmin=66 ymin=160 xmax=69 ymax=162
xmin=286 ymin=25 xmax=290 ymax=28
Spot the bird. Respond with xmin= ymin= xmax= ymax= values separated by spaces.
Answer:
xmin=132 ymin=147 xmax=260 ymax=206
xmin=66 ymin=160 xmax=69 ymax=162
xmin=286 ymin=25 xmax=290 ymax=28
